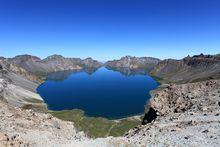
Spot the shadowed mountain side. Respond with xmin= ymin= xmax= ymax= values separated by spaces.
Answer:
xmin=151 ymin=54 xmax=220 ymax=83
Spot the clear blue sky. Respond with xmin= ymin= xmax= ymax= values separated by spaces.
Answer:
xmin=0 ymin=0 xmax=219 ymax=61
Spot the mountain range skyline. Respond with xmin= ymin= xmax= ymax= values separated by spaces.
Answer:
xmin=1 ymin=53 xmax=219 ymax=62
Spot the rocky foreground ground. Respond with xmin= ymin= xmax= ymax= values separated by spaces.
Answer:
xmin=125 ymin=80 xmax=220 ymax=146
xmin=0 ymin=101 xmax=88 ymax=146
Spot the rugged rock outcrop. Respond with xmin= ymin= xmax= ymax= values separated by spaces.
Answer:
xmin=125 ymin=79 xmax=220 ymax=146
xmin=151 ymin=54 xmax=220 ymax=83
xmin=8 ymin=54 xmax=103 ymax=75
xmin=105 ymin=56 xmax=160 ymax=72
xmin=149 ymin=80 xmax=220 ymax=116
xmin=0 ymin=101 xmax=88 ymax=146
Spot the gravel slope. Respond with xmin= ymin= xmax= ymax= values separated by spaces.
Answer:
xmin=125 ymin=80 xmax=220 ymax=146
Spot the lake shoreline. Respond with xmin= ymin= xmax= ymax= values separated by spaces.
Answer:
xmin=49 ymin=109 xmax=142 ymax=138
xmin=35 ymin=67 xmax=160 ymax=138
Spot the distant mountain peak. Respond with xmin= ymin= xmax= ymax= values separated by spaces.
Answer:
xmin=44 ymin=54 xmax=64 ymax=60
xmin=11 ymin=54 xmax=41 ymax=62
xmin=84 ymin=57 xmax=93 ymax=60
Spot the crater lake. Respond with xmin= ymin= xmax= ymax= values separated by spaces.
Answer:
xmin=37 ymin=67 xmax=159 ymax=119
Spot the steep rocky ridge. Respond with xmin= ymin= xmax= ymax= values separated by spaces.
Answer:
xmin=0 ymin=59 xmax=46 ymax=111
xmin=151 ymin=54 xmax=220 ymax=83
xmin=105 ymin=54 xmax=220 ymax=84
xmin=8 ymin=54 xmax=102 ymax=75
xmin=105 ymin=56 xmax=160 ymax=72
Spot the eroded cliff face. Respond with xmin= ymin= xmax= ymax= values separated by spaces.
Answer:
xmin=151 ymin=54 xmax=220 ymax=83
xmin=125 ymin=80 xmax=220 ymax=146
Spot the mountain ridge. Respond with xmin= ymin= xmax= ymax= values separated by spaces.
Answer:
xmin=151 ymin=53 xmax=220 ymax=83
xmin=8 ymin=54 xmax=103 ymax=76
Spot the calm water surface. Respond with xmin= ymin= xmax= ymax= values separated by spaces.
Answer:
xmin=37 ymin=67 xmax=158 ymax=119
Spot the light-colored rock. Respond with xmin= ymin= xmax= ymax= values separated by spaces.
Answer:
xmin=125 ymin=80 xmax=220 ymax=147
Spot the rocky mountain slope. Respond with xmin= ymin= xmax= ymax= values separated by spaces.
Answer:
xmin=151 ymin=54 xmax=220 ymax=83
xmin=0 ymin=58 xmax=46 ymax=111
xmin=125 ymin=79 xmax=220 ymax=146
xmin=0 ymin=58 xmax=42 ymax=84
xmin=8 ymin=54 xmax=102 ymax=75
xmin=105 ymin=56 xmax=160 ymax=72
xmin=105 ymin=54 xmax=220 ymax=84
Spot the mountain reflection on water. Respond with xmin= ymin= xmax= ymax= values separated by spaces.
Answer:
xmin=46 ymin=67 xmax=150 ymax=81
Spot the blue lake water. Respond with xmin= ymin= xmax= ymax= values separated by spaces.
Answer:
xmin=37 ymin=67 xmax=159 ymax=119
